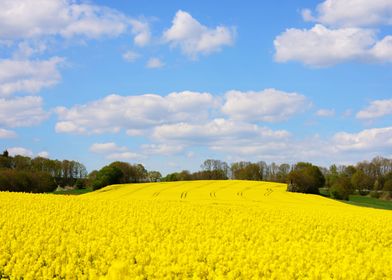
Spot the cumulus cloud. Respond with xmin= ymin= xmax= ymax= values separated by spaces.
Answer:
xmin=0 ymin=96 xmax=48 ymax=127
xmin=0 ymin=0 xmax=148 ymax=42
xmin=356 ymin=99 xmax=392 ymax=120
xmin=152 ymin=118 xmax=290 ymax=143
xmin=122 ymin=51 xmax=140 ymax=62
xmin=275 ymin=1 xmax=392 ymax=66
xmin=12 ymin=41 xmax=48 ymax=59
xmin=106 ymin=151 xmax=141 ymax=160
xmin=302 ymin=0 xmax=392 ymax=27
xmin=163 ymin=10 xmax=235 ymax=58
xmin=55 ymin=91 xmax=215 ymax=134
xmin=141 ymin=144 xmax=184 ymax=155
xmin=369 ymin=36 xmax=392 ymax=62
xmin=274 ymin=24 xmax=377 ymax=66
xmin=90 ymin=142 xmax=128 ymax=154
xmin=209 ymin=126 xmax=392 ymax=164
xmin=130 ymin=19 xmax=151 ymax=46
xmin=7 ymin=147 xmax=33 ymax=157
xmin=37 ymin=151 xmax=49 ymax=158
xmin=333 ymin=126 xmax=392 ymax=152
xmin=316 ymin=109 xmax=335 ymax=117
xmin=0 ymin=128 xmax=17 ymax=138
xmin=222 ymin=89 xmax=309 ymax=122
xmin=0 ymin=57 xmax=64 ymax=96
xmin=146 ymin=57 xmax=164 ymax=68
xmin=90 ymin=142 xmax=142 ymax=160
xmin=149 ymin=118 xmax=302 ymax=163
xmin=149 ymin=118 xmax=292 ymax=160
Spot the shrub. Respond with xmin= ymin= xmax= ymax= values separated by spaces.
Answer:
xmin=75 ymin=179 xmax=87 ymax=189
xmin=287 ymin=163 xmax=325 ymax=194
xmin=358 ymin=189 xmax=370 ymax=196
xmin=330 ymin=177 xmax=351 ymax=200
xmin=369 ymin=191 xmax=381 ymax=199
xmin=0 ymin=169 xmax=56 ymax=193
xmin=91 ymin=166 xmax=123 ymax=190
xmin=380 ymin=191 xmax=392 ymax=201
xmin=383 ymin=179 xmax=392 ymax=191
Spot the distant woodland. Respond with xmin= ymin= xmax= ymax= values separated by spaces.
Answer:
xmin=1 ymin=150 xmax=391 ymax=200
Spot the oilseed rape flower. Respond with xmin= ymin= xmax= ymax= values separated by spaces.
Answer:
xmin=0 ymin=180 xmax=392 ymax=279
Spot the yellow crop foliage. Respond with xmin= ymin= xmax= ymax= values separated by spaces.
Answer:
xmin=1 ymin=180 xmax=392 ymax=279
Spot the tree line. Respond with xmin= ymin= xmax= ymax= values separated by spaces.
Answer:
xmin=0 ymin=150 xmax=87 ymax=193
xmin=322 ymin=156 xmax=392 ymax=200
xmin=1 ymin=148 xmax=391 ymax=200
xmin=89 ymin=161 xmax=162 ymax=190
xmin=162 ymin=159 xmax=292 ymax=182
xmin=163 ymin=157 xmax=392 ymax=200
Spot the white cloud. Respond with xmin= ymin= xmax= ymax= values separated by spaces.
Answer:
xmin=303 ymin=0 xmax=392 ymax=27
xmin=369 ymin=36 xmax=392 ymax=62
xmin=207 ymin=127 xmax=392 ymax=165
xmin=126 ymin=129 xmax=145 ymax=136
xmin=90 ymin=142 xmax=128 ymax=154
xmin=0 ymin=57 xmax=64 ymax=96
xmin=141 ymin=143 xmax=184 ymax=155
xmin=146 ymin=57 xmax=164 ymax=68
xmin=0 ymin=128 xmax=17 ymax=138
xmin=12 ymin=41 xmax=47 ymax=59
xmin=150 ymin=119 xmax=297 ymax=163
xmin=107 ymin=151 xmax=142 ymax=160
xmin=122 ymin=51 xmax=140 ymax=62
xmin=163 ymin=10 xmax=235 ymax=58
xmin=0 ymin=96 xmax=48 ymax=127
xmin=356 ymin=99 xmax=392 ymax=120
xmin=55 ymin=89 xmax=307 ymax=137
xmin=37 ymin=151 xmax=49 ymax=158
xmin=274 ymin=24 xmax=377 ymax=67
xmin=275 ymin=1 xmax=392 ymax=66
xmin=55 ymin=121 xmax=86 ymax=134
xmin=152 ymin=118 xmax=290 ymax=143
xmin=186 ymin=151 xmax=195 ymax=158
xmin=301 ymin=9 xmax=315 ymax=22
xmin=130 ymin=19 xmax=151 ymax=46
xmin=55 ymin=91 xmax=215 ymax=134
xmin=7 ymin=147 xmax=33 ymax=157
xmin=0 ymin=0 xmax=145 ymax=41
xmin=90 ymin=142 xmax=142 ymax=160
xmin=333 ymin=126 xmax=392 ymax=152
xmin=222 ymin=89 xmax=309 ymax=122
xmin=316 ymin=109 xmax=335 ymax=117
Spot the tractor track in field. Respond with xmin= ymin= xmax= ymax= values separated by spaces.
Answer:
xmin=264 ymin=188 xmax=273 ymax=196
xmin=179 ymin=181 xmax=216 ymax=200
xmin=235 ymin=183 xmax=276 ymax=199
xmin=119 ymin=183 xmax=158 ymax=197
xmin=151 ymin=182 xmax=188 ymax=198
xmin=180 ymin=192 xmax=188 ymax=199
xmin=237 ymin=186 xmax=252 ymax=199
xmin=208 ymin=182 xmax=239 ymax=199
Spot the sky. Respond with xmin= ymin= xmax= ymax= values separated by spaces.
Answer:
xmin=0 ymin=0 xmax=392 ymax=174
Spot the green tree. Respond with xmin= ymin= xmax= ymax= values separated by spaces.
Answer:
xmin=91 ymin=166 xmax=123 ymax=190
xmin=147 ymin=171 xmax=162 ymax=182
xmin=330 ymin=176 xmax=352 ymax=200
xmin=351 ymin=170 xmax=373 ymax=191
xmin=287 ymin=162 xmax=325 ymax=194
xmin=231 ymin=162 xmax=262 ymax=180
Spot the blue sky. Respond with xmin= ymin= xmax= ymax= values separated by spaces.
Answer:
xmin=1 ymin=0 xmax=392 ymax=174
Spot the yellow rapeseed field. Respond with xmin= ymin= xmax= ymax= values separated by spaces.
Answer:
xmin=1 ymin=180 xmax=392 ymax=279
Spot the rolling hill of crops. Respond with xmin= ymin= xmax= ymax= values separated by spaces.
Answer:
xmin=1 ymin=180 xmax=392 ymax=279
